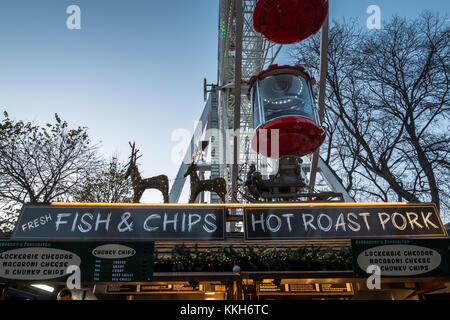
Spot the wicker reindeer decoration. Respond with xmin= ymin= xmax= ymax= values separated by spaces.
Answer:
xmin=184 ymin=157 xmax=227 ymax=203
xmin=125 ymin=142 xmax=169 ymax=203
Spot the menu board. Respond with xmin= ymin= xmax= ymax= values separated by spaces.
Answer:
xmin=257 ymin=283 xmax=282 ymax=292
xmin=288 ymin=284 xmax=318 ymax=292
xmin=319 ymin=283 xmax=352 ymax=293
xmin=352 ymin=238 xmax=450 ymax=278
xmin=0 ymin=241 xmax=154 ymax=283
xmin=141 ymin=284 xmax=199 ymax=292
xmin=106 ymin=284 xmax=139 ymax=293
xmin=257 ymin=282 xmax=353 ymax=295
xmin=102 ymin=283 xmax=201 ymax=295
xmin=288 ymin=283 xmax=353 ymax=294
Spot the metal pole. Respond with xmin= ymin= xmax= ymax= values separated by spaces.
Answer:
xmin=308 ymin=11 xmax=329 ymax=192
xmin=232 ymin=0 xmax=243 ymax=202
xmin=169 ymin=96 xmax=212 ymax=203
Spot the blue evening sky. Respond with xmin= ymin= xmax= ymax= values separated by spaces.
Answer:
xmin=0 ymin=1 xmax=448 ymax=203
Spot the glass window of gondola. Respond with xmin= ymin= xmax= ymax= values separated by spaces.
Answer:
xmin=257 ymin=73 xmax=315 ymax=126
xmin=252 ymin=81 xmax=263 ymax=129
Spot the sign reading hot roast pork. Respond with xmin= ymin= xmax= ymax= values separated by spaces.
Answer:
xmin=352 ymin=239 xmax=450 ymax=278
xmin=0 ymin=241 xmax=154 ymax=282
xmin=244 ymin=204 xmax=447 ymax=240
xmin=12 ymin=204 xmax=225 ymax=241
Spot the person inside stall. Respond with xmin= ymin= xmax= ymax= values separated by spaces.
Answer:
xmin=56 ymin=288 xmax=72 ymax=300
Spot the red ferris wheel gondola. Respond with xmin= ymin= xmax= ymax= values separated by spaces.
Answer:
xmin=253 ymin=0 xmax=328 ymax=44
xmin=248 ymin=64 xmax=325 ymax=158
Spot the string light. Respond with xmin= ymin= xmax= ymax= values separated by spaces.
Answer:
xmin=185 ymin=159 xmax=227 ymax=203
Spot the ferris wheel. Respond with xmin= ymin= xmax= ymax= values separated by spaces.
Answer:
xmin=169 ymin=0 xmax=353 ymax=206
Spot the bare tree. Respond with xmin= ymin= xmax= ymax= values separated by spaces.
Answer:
xmin=0 ymin=112 xmax=99 ymax=204
xmin=289 ymin=13 xmax=449 ymax=221
xmin=73 ymin=156 xmax=133 ymax=203
xmin=0 ymin=203 xmax=20 ymax=235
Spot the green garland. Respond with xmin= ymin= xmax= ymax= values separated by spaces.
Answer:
xmin=154 ymin=245 xmax=352 ymax=272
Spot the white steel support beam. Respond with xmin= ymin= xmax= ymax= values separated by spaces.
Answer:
xmin=309 ymin=12 xmax=329 ymax=191
xmin=169 ymin=95 xmax=213 ymax=203
xmin=232 ymin=0 xmax=244 ymax=202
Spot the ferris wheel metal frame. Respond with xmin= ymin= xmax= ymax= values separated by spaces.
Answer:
xmin=169 ymin=0 xmax=353 ymax=207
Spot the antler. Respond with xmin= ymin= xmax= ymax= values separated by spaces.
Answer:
xmin=128 ymin=141 xmax=144 ymax=164
xmin=128 ymin=141 xmax=137 ymax=163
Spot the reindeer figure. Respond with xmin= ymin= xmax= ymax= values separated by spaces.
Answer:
xmin=184 ymin=159 xmax=227 ymax=203
xmin=125 ymin=142 xmax=169 ymax=203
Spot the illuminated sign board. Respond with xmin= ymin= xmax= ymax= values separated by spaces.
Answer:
xmin=12 ymin=204 xmax=225 ymax=241
xmin=11 ymin=203 xmax=447 ymax=241
xmin=244 ymin=204 xmax=447 ymax=240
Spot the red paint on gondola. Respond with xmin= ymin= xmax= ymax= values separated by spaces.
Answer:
xmin=252 ymin=116 xmax=325 ymax=158
xmin=248 ymin=64 xmax=325 ymax=158
xmin=253 ymin=0 xmax=328 ymax=44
